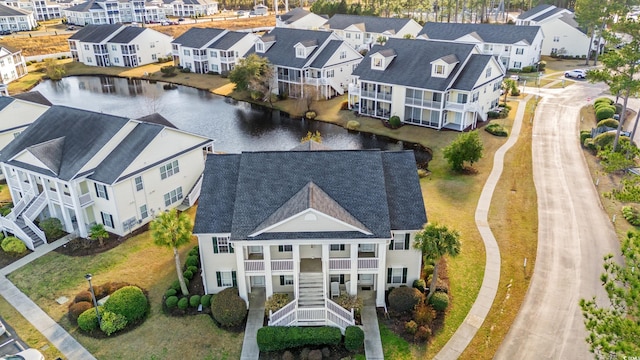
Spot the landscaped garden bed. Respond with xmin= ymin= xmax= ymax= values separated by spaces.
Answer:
xmin=257 ymin=326 xmax=364 ymax=359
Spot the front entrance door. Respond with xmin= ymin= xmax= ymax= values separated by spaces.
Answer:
xmin=251 ymin=276 xmax=265 ymax=287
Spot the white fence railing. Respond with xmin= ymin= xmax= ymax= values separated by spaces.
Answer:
xmin=0 ymin=217 xmax=35 ymax=251
xmin=184 ymin=175 xmax=203 ymax=207
xmin=357 ymin=258 xmax=379 ymax=270
xmin=244 ymin=260 xmax=265 ymax=272
xmin=23 ymin=216 xmax=46 ymax=244
xmin=267 ymin=299 xmax=355 ymax=333
xmin=297 ymin=307 xmax=324 ymax=321
xmin=271 ymin=259 xmax=293 ymax=271
xmin=269 ymin=299 xmax=297 ymax=326
xmin=23 ymin=192 xmax=46 ymax=220
xmin=79 ymin=192 xmax=93 ymax=207
xmin=329 ymin=258 xmax=351 ymax=270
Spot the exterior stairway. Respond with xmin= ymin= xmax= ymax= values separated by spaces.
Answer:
xmin=14 ymin=218 xmax=44 ymax=248
xmin=297 ymin=272 xmax=324 ymax=307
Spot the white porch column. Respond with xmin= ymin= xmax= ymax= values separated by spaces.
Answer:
xmin=263 ymin=244 xmax=273 ymax=299
xmin=2 ymin=164 xmax=19 ymax=203
xmin=292 ymin=244 xmax=300 ymax=299
xmin=349 ymin=243 xmax=358 ymax=296
xmin=26 ymin=173 xmax=38 ymax=196
xmin=67 ymin=180 xmax=88 ymax=238
xmin=376 ymin=242 xmax=388 ymax=307
xmin=15 ymin=170 xmax=26 ymax=198
xmin=234 ymin=244 xmax=249 ymax=304
xmin=54 ymin=181 xmax=73 ymax=233
xmin=322 ymin=243 xmax=329 ymax=297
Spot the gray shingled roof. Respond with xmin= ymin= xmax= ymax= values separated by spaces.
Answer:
xmin=279 ymin=7 xmax=310 ymax=24
xmin=193 ymin=149 xmax=427 ymax=240
xmin=517 ymin=4 xmax=553 ymax=20
xmin=69 ymin=24 xmax=123 ymax=43
xmin=309 ymin=39 xmax=342 ymax=68
xmin=208 ymin=31 xmax=247 ymax=50
xmin=532 ymin=7 xmax=563 ymax=22
xmin=418 ymin=22 xmax=541 ymax=45
xmin=290 ymin=140 xmax=332 ymax=151
xmin=108 ymin=27 xmax=146 ymax=44
xmin=137 ymin=113 xmax=176 ymax=128
xmin=0 ymin=3 xmax=32 ymax=16
xmin=251 ymin=28 xmax=333 ymax=68
xmin=451 ymin=54 xmax=493 ymax=91
xmin=66 ymin=0 xmax=102 ymax=12
xmin=352 ymin=38 xmax=476 ymax=91
xmin=558 ymin=12 xmax=585 ymax=33
xmin=13 ymin=91 xmax=52 ymax=106
xmin=0 ymin=106 xmax=130 ymax=181
xmin=0 ymin=44 xmax=19 ymax=54
xmin=325 ymin=14 xmax=412 ymax=33
xmin=89 ymin=122 xmax=163 ymax=184
xmin=172 ymin=27 xmax=225 ymax=49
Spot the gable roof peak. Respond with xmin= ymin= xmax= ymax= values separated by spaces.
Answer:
xmin=27 ymin=136 xmax=65 ymax=175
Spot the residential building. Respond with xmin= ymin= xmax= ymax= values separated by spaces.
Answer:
xmin=162 ymin=0 xmax=217 ymax=17
xmin=516 ymin=4 xmax=600 ymax=57
xmin=323 ymin=14 xmax=422 ymax=51
xmin=193 ymin=143 xmax=426 ymax=331
xmin=171 ymin=27 xmax=257 ymax=74
xmin=276 ymin=7 xmax=327 ymax=30
xmin=0 ymin=105 xmax=213 ymax=250
xmin=418 ymin=22 xmax=543 ymax=70
xmin=0 ymin=93 xmax=50 ymax=166
xmin=0 ymin=3 xmax=37 ymax=31
xmin=0 ymin=44 xmax=27 ymax=84
xmin=349 ymin=38 xmax=504 ymax=131
xmin=69 ymin=24 xmax=172 ymax=67
xmin=1 ymin=0 xmax=68 ymax=20
xmin=251 ymin=27 xmax=363 ymax=99
xmin=64 ymin=0 xmax=167 ymax=25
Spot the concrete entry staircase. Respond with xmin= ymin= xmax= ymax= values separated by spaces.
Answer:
xmin=14 ymin=219 xmax=44 ymax=248
xmin=298 ymin=272 xmax=324 ymax=307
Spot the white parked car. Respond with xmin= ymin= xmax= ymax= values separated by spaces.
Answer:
xmin=564 ymin=69 xmax=586 ymax=79
xmin=0 ymin=349 xmax=45 ymax=360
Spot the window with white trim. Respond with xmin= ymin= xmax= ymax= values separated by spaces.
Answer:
xmin=296 ymin=47 xmax=305 ymax=58
xmin=515 ymin=48 xmax=524 ymax=55
xmin=101 ymin=211 xmax=114 ymax=228
xmin=163 ymin=187 xmax=183 ymax=206
xmin=95 ymin=183 xmax=108 ymax=199
xmin=278 ymin=245 xmax=292 ymax=252
xmin=213 ymin=236 xmax=232 ymax=253
xmin=216 ymin=270 xmax=236 ymax=287
xmin=160 ymin=159 xmax=179 ymax=179
xmin=140 ymin=204 xmax=148 ymax=219
xmin=390 ymin=233 xmax=410 ymax=250
xmin=280 ymin=275 xmax=294 ymax=285
xmin=134 ymin=176 xmax=143 ymax=191
xmin=486 ymin=67 xmax=492 ymax=77
xmin=513 ymin=61 xmax=522 ymax=68
xmin=434 ymin=64 xmax=445 ymax=75
xmin=387 ymin=267 xmax=407 ymax=284
xmin=330 ymin=244 xmax=345 ymax=251
xmin=183 ymin=49 xmax=190 ymax=56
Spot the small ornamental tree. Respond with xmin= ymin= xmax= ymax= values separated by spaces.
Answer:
xmin=442 ymin=131 xmax=484 ymax=172
xmin=414 ymin=223 xmax=461 ymax=299
xmin=150 ymin=209 xmax=193 ymax=296
xmin=89 ymin=223 xmax=109 ymax=247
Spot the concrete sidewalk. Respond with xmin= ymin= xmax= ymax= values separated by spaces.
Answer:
xmin=361 ymin=297 xmax=384 ymax=360
xmin=240 ymin=289 xmax=265 ymax=360
xmin=0 ymin=234 xmax=97 ymax=360
xmin=434 ymin=94 xmax=531 ymax=359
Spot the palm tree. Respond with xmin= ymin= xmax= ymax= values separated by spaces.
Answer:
xmin=89 ymin=223 xmax=109 ymax=247
xmin=150 ymin=209 xmax=193 ymax=296
xmin=413 ymin=223 xmax=461 ymax=299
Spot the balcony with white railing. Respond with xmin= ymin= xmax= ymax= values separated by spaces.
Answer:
xmin=220 ymin=55 xmax=236 ymax=63
xmin=79 ymin=192 xmax=93 ymax=207
xmin=348 ymin=83 xmax=360 ymax=95
xmin=244 ymin=259 xmax=265 ymax=273
xmin=271 ymin=259 xmax=293 ymax=272
xmin=329 ymin=258 xmax=351 ymax=270
xmin=357 ymin=257 xmax=379 ymax=270
xmin=445 ymin=101 xmax=478 ymax=112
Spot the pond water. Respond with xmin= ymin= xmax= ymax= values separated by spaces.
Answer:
xmin=32 ymin=76 xmax=430 ymax=164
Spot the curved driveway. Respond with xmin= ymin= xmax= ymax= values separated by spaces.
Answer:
xmin=496 ymin=81 xmax=621 ymax=359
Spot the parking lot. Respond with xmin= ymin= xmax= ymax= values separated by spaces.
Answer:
xmin=0 ymin=318 xmax=31 ymax=357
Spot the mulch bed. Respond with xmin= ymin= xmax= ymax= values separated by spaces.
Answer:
xmin=259 ymin=345 xmax=357 ymax=360
xmin=54 ymin=224 xmax=149 ymax=257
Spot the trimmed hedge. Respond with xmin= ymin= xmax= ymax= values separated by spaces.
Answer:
xmin=77 ymin=306 xmax=103 ymax=332
xmin=594 ymin=97 xmax=613 ymax=106
xmin=178 ymin=297 xmax=188 ymax=310
xmin=165 ymin=288 xmax=177 ymax=297
xmin=185 ymin=255 xmax=199 ymax=267
xmin=103 ymin=286 xmax=148 ymax=323
xmin=596 ymin=106 xmax=616 ymax=121
xmin=211 ymin=287 xmax=247 ymax=327
xmin=201 ymin=294 xmax=213 ymax=307
xmin=412 ymin=279 xmax=426 ymax=293
xmin=39 ymin=217 xmax=64 ymax=239
xmin=183 ymin=270 xmax=194 ymax=280
xmin=580 ymin=131 xmax=592 ymax=145
xmin=597 ymin=118 xmax=619 ymax=129
xmin=189 ymin=295 xmax=201 ymax=308
xmin=388 ymin=286 xmax=423 ymax=313
xmin=1 ymin=236 xmax=27 ymax=256
xmin=485 ymin=123 xmax=508 ymax=137
xmin=257 ymin=326 xmax=342 ymax=352
xmin=593 ymin=132 xmax=631 ymax=149
xmin=429 ymin=292 xmax=450 ymax=311
xmin=165 ymin=296 xmax=179 ymax=309
xmin=622 ymin=205 xmax=640 ymax=226
xmin=344 ymin=326 xmax=365 ymax=352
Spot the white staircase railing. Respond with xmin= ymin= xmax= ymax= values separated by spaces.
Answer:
xmin=183 ymin=175 xmax=203 ymax=207
xmin=325 ymin=298 xmax=355 ymax=332
xmin=0 ymin=217 xmax=35 ymax=251
xmin=269 ymin=299 xmax=297 ymax=326
xmin=23 ymin=216 xmax=45 ymax=244
xmin=23 ymin=192 xmax=46 ymax=221
xmin=6 ymin=190 xmax=33 ymax=221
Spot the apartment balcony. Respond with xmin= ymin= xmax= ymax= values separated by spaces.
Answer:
xmin=348 ymin=83 xmax=360 ymax=95
xmin=305 ymin=77 xmax=328 ymax=86
xmin=405 ymin=97 xmax=441 ymax=109
xmin=445 ymin=101 xmax=478 ymax=112
xmin=329 ymin=257 xmax=379 ymax=271
xmin=79 ymin=192 xmax=93 ymax=207
xmin=220 ymin=56 xmax=236 ymax=63
xmin=244 ymin=259 xmax=294 ymax=273
xmin=360 ymin=90 xmax=391 ymax=101
xmin=192 ymin=54 xmax=207 ymax=61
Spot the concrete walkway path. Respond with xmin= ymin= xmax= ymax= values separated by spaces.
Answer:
xmin=0 ymin=234 xmax=97 ymax=360
xmin=434 ymin=95 xmax=530 ymax=359
xmin=240 ymin=289 xmax=265 ymax=360
xmin=361 ymin=296 xmax=384 ymax=360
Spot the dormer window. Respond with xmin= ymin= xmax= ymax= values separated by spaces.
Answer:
xmin=373 ymin=57 xmax=383 ymax=69
xmin=434 ymin=65 xmax=445 ymax=75
xmin=256 ymin=42 xmax=265 ymax=53
xmin=296 ymin=47 xmax=305 ymax=58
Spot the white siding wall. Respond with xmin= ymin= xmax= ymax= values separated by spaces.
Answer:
xmin=197 ymin=233 xmax=237 ymax=294
xmin=540 ymin=20 xmax=590 ymax=56
xmin=127 ymin=30 xmax=173 ymax=65
xmin=385 ymin=232 xmax=422 ymax=290
xmin=0 ymin=100 xmax=48 ymax=150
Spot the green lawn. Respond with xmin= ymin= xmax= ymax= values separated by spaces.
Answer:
xmin=7 ymin=208 xmax=244 ymax=360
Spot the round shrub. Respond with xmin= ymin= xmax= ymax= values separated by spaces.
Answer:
xmin=405 ymin=320 xmax=418 ymax=335
xmin=594 ymin=102 xmax=613 ymax=112
xmin=68 ymin=301 xmax=93 ymax=323
xmin=178 ymin=297 xmax=189 ymax=310
xmin=185 ymin=255 xmax=199 ymax=267
xmin=596 ymin=106 xmax=616 ymax=121
xmin=165 ymin=296 xmax=179 ymax=309
xmin=580 ymin=130 xmax=591 ymax=145
xmin=622 ymin=205 xmax=640 ymax=226
xmin=201 ymin=294 xmax=213 ymax=307
xmin=412 ymin=279 xmax=426 ymax=293
xmin=388 ymin=286 xmax=423 ymax=313
xmin=183 ymin=270 xmax=194 ymax=280
xmin=188 ymin=246 xmax=199 ymax=256
xmin=593 ymin=132 xmax=631 ymax=149
xmin=344 ymin=326 xmax=364 ymax=351
xmin=92 ymin=284 xmax=109 ymax=299
xmin=346 ymin=120 xmax=360 ymax=130
xmin=594 ymin=97 xmax=613 ymax=106
xmin=74 ymin=290 xmax=93 ymax=303
xmin=189 ymin=295 xmax=201 ymax=308
xmin=38 ymin=217 xmax=64 ymax=239
xmin=103 ymin=286 xmax=148 ymax=323
xmin=187 ymin=266 xmax=198 ymax=273
xmin=389 ymin=115 xmax=401 ymax=128
xmin=100 ymin=310 xmax=128 ymax=336
xmin=485 ymin=123 xmax=508 ymax=137
xmin=165 ymin=288 xmax=177 ymax=297
xmin=583 ymin=138 xmax=596 ymax=152
xmin=1 ymin=236 xmax=26 ymax=256
xmin=597 ymin=118 xmax=619 ymax=129
xmin=211 ymin=287 xmax=247 ymax=327
xmin=429 ymin=292 xmax=450 ymax=311
xmin=77 ymin=306 xmax=103 ymax=332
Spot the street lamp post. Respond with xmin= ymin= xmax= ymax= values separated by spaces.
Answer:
xmin=85 ymin=274 xmax=101 ymax=326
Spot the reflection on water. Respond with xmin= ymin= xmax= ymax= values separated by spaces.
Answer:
xmin=33 ymin=76 xmax=431 ymax=163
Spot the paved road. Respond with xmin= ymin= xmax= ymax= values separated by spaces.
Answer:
xmin=495 ymin=80 xmax=621 ymax=359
